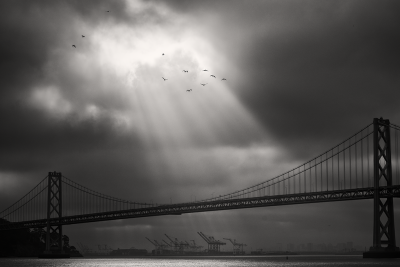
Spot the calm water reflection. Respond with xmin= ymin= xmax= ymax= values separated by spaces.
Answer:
xmin=1 ymin=255 xmax=399 ymax=267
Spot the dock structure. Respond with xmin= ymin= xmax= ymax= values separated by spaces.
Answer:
xmin=197 ymin=232 xmax=226 ymax=253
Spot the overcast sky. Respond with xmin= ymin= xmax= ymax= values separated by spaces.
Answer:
xmin=1 ymin=0 xmax=400 ymax=252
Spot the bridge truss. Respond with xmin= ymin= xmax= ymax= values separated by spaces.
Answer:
xmin=1 ymin=185 xmax=400 ymax=231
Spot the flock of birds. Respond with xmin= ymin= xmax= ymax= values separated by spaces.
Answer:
xmin=160 ymin=54 xmax=228 ymax=93
xmin=71 ymin=10 xmax=227 ymax=93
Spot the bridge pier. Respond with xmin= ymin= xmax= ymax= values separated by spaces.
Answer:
xmin=39 ymin=172 xmax=70 ymax=258
xmin=363 ymin=118 xmax=400 ymax=258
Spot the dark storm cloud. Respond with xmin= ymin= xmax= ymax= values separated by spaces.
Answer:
xmin=163 ymin=0 xmax=400 ymax=160
xmin=235 ymin=1 xmax=400 ymax=160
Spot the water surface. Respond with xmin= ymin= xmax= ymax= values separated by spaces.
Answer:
xmin=1 ymin=255 xmax=399 ymax=267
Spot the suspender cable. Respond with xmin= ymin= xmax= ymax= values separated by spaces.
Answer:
xmin=304 ymin=163 xmax=306 ymax=193
xmin=308 ymin=162 xmax=312 ymax=193
xmin=315 ymin=158 xmax=317 ymax=192
xmin=355 ymin=136 xmax=358 ymax=188
xmin=320 ymin=155 xmax=322 ymax=192
xmin=368 ymin=129 xmax=370 ymax=187
xmin=337 ymin=145 xmax=340 ymax=190
xmin=344 ymin=141 xmax=346 ymax=189
xmin=361 ymin=129 xmax=364 ymax=188
xmin=302 ymin=164 xmax=304 ymax=193
xmin=396 ymin=129 xmax=399 ymax=185
xmin=350 ymin=139 xmax=352 ymax=189
xmin=326 ymin=152 xmax=328 ymax=191
xmin=331 ymin=149 xmax=334 ymax=190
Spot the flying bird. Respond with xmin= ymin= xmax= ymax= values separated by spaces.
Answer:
xmin=210 ymin=75 xmax=216 ymax=78
xmin=200 ymin=83 xmax=207 ymax=86
xmin=203 ymin=69 xmax=208 ymax=71
xmin=82 ymin=35 xmax=85 ymax=38
xmin=222 ymin=78 xmax=226 ymax=81
xmin=106 ymin=11 xmax=110 ymax=12
xmin=186 ymin=89 xmax=192 ymax=92
xmin=162 ymin=77 xmax=167 ymax=81
xmin=182 ymin=70 xmax=188 ymax=73
xmin=72 ymin=45 xmax=76 ymax=48
xmin=162 ymin=53 xmax=164 ymax=56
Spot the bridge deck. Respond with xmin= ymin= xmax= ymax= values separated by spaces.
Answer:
xmin=1 ymin=185 xmax=400 ymax=230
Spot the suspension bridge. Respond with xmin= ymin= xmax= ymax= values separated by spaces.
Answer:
xmin=1 ymin=118 xmax=400 ymax=258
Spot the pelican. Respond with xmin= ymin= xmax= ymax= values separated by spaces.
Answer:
xmin=222 ymin=78 xmax=226 ymax=81
xmin=210 ymin=75 xmax=216 ymax=78
xmin=200 ymin=83 xmax=207 ymax=86
xmin=72 ymin=45 xmax=76 ymax=48
xmin=82 ymin=35 xmax=85 ymax=38
xmin=162 ymin=77 xmax=167 ymax=81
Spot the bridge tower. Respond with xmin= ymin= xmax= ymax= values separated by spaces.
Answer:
xmin=364 ymin=118 xmax=400 ymax=258
xmin=39 ymin=171 xmax=69 ymax=258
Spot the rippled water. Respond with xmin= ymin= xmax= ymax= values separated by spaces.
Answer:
xmin=1 ymin=255 xmax=399 ymax=267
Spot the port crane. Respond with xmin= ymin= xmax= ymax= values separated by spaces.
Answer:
xmin=163 ymin=239 xmax=173 ymax=247
xmin=146 ymin=237 xmax=165 ymax=255
xmin=223 ymin=238 xmax=246 ymax=255
xmin=190 ymin=239 xmax=203 ymax=252
xmin=197 ymin=232 xmax=226 ymax=253
xmin=154 ymin=240 xmax=169 ymax=251
xmin=165 ymin=234 xmax=185 ymax=254
xmin=146 ymin=237 xmax=157 ymax=250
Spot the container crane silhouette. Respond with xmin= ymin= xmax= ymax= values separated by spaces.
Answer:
xmin=197 ymin=232 xmax=226 ymax=254
xmin=223 ymin=238 xmax=246 ymax=255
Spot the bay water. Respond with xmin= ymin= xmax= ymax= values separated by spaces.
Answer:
xmin=1 ymin=255 xmax=399 ymax=267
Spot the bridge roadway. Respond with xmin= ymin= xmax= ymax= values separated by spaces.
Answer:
xmin=2 ymin=185 xmax=400 ymax=230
